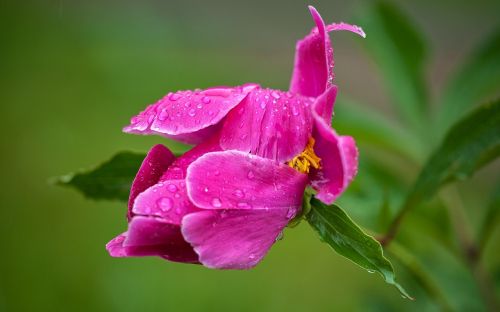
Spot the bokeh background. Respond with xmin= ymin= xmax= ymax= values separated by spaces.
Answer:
xmin=1 ymin=0 xmax=499 ymax=311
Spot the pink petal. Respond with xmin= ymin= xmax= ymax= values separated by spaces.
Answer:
xmin=106 ymin=233 xmax=128 ymax=257
xmin=181 ymin=209 xmax=291 ymax=269
xmin=107 ymin=216 xmax=199 ymax=263
xmin=309 ymin=87 xmax=358 ymax=204
xmin=128 ymin=144 xmax=175 ymax=220
xmin=220 ymin=88 xmax=314 ymax=162
xmin=161 ymin=132 xmax=222 ymax=181
xmin=289 ymin=6 xmax=365 ymax=97
xmin=123 ymin=84 xmax=259 ymax=145
xmin=132 ymin=179 xmax=200 ymax=225
xmin=182 ymin=150 xmax=308 ymax=269
xmin=186 ymin=150 xmax=308 ymax=210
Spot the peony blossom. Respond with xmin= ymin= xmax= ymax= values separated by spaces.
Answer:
xmin=107 ymin=6 xmax=364 ymax=269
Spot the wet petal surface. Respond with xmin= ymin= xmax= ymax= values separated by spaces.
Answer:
xmin=124 ymin=84 xmax=259 ymax=144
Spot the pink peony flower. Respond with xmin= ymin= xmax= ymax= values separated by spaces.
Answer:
xmin=107 ymin=6 xmax=364 ymax=269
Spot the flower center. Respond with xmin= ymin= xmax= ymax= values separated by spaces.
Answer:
xmin=288 ymin=138 xmax=321 ymax=174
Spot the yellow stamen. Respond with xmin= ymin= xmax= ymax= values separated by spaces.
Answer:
xmin=288 ymin=138 xmax=321 ymax=174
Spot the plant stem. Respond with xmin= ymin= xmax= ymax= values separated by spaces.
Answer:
xmin=379 ymin=197 xmax=416 ymax=247
xmin=441 ymin=187 xmax=499 ymax=312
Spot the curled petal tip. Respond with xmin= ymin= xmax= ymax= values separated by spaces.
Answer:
xmin=327 ymin=22 xmax=366 ymax=38
xmin=308 ymin=6 xmax=326 ymax=33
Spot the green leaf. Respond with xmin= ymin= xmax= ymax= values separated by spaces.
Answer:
xmin=55 ymin=151 xmax=146 ymax=201
xmin=437 ymin=27 xmax=500 ymax=135
xmin=307 ymin=198 xmax=412 ymax=299
xmin=408 ymin=99 xmax=500 ymax=203
xmin=359 ymin=1 xmax=428 ymax=132
xmin=478 ymin=181 xmax=500 ymax=253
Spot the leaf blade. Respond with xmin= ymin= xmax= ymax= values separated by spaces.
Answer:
xmin=359 ymin=1 xmax=428 ymax=131
xmin=409 ymin=99 xmax=500 ymax=202
xmin=307 ymin=198 xmax=411 ymax=298
xmin=437 ymin=27 xmax=500 ymax=135
xmin=55 ymin=151 xmax=146 ymax=202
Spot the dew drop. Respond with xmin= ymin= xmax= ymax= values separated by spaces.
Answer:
xmin=168 ymin=93 xmax=181 ymax=101
xmin=260 ymin=101 xmax=267 ymax=109
xmin=291 ymin=105 xmax=300 ymax=116
xmin=271 ymin=91 xmax=280 ymax=99
xmin=286 ymin=208 xmax=295 ymax=218
xmin=201 ymin=96 xmax=211 ymax=104
xmin=157 ymin=197 xmax=173 ymax=212
xmin=233 ymin=189 xmax=244 ymax=198
xmin=247 ymin=170 xmax=255 ymax=179
xmin=237 ymin=202 xmax=251 ymax=208
xmin=175 ymin=207 xmax=182 ymax=215
xmin=188 ymin=109 xmax=196 ymax=117
xmin=275 ymin=231 xmax=284 ymax=241
xmin=211 ymin=198 xmax=222 ymax=208
xmin=248 ymin=254 xmax=256 ymax=260
xmin=167 ymin=184 xmax=178 ymax=193
xmin=158 ymin=109 xmax=169 ymax=121
xmin=196 ymin=103 xmax=203 ymax=109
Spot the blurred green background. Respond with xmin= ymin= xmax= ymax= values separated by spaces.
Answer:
xmin=1 ymin=0 xmax=499 ymax=311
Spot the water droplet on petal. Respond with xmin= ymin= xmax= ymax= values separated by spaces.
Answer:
xmin=169 ymin=93 xmax=181 ymax=101
xmin=248 ymin=254 xmax=256 ymax=260
xmin=214 ymin=170 xmax=220 ymax=176
xmin=158 ymin=109 xmax=169 ymax=121
xmin=247 ymin=170 xmax=255 ymax=179
xmin=167 ymin=184 xmax=178 ymax=192
xmin=233 ymin=189 xmax=244 ymax=198
xmin=157 ymin=197 xmax=173 ymax=212
xmin=237 ymin=202 xmax=251 ymax=208
xmin=211 ymin=198 xmax=222 ymax=208
xmin=202 ymin=96 xmax=211 ymax=104
xmin=175 ymin=207 xmax=182 ymax=215
xmin=196 ymin=103 xmax=203 ymax=109
xmin=275 ymin=231 xmax=284 ymax=241
xmin=188 ymin=109 xmax=196 ymax=117
xmin=271 ymin=91 xmax=280 ymax=99
xmin=291 ymin=105 xmax=300 ymax=116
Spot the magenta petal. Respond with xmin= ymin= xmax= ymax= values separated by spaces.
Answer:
xmin=106 ymin=233 xmax=128 ymax=257
xmin=182 ymin=209 xmax=291 ymax=269
xmin=123 ymin=216 xmax=199 ymax=263
xmin=161 ymin=132 xmax=222 ymax=180
xmin=128 ymin=144 xmax=175 ymax=220
xmin=220 ymin=88 xmax=314 ymax=162
xmin=186 ymin=150 xmax=308 ymax=210
xmin=182 ymin=150 xmax=307 ymax=269
xmin=132 ymin=179 xmax=200 ymax=225
xmin=310 ymin=87 xmax=358 ymax=204
xmin=289 ymin=6 xmax=365 ymax=97
xmin=123 ymin=84 xmax=259 ymax=144
xmin=289 ymin=6 xmax=331 ymax=97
